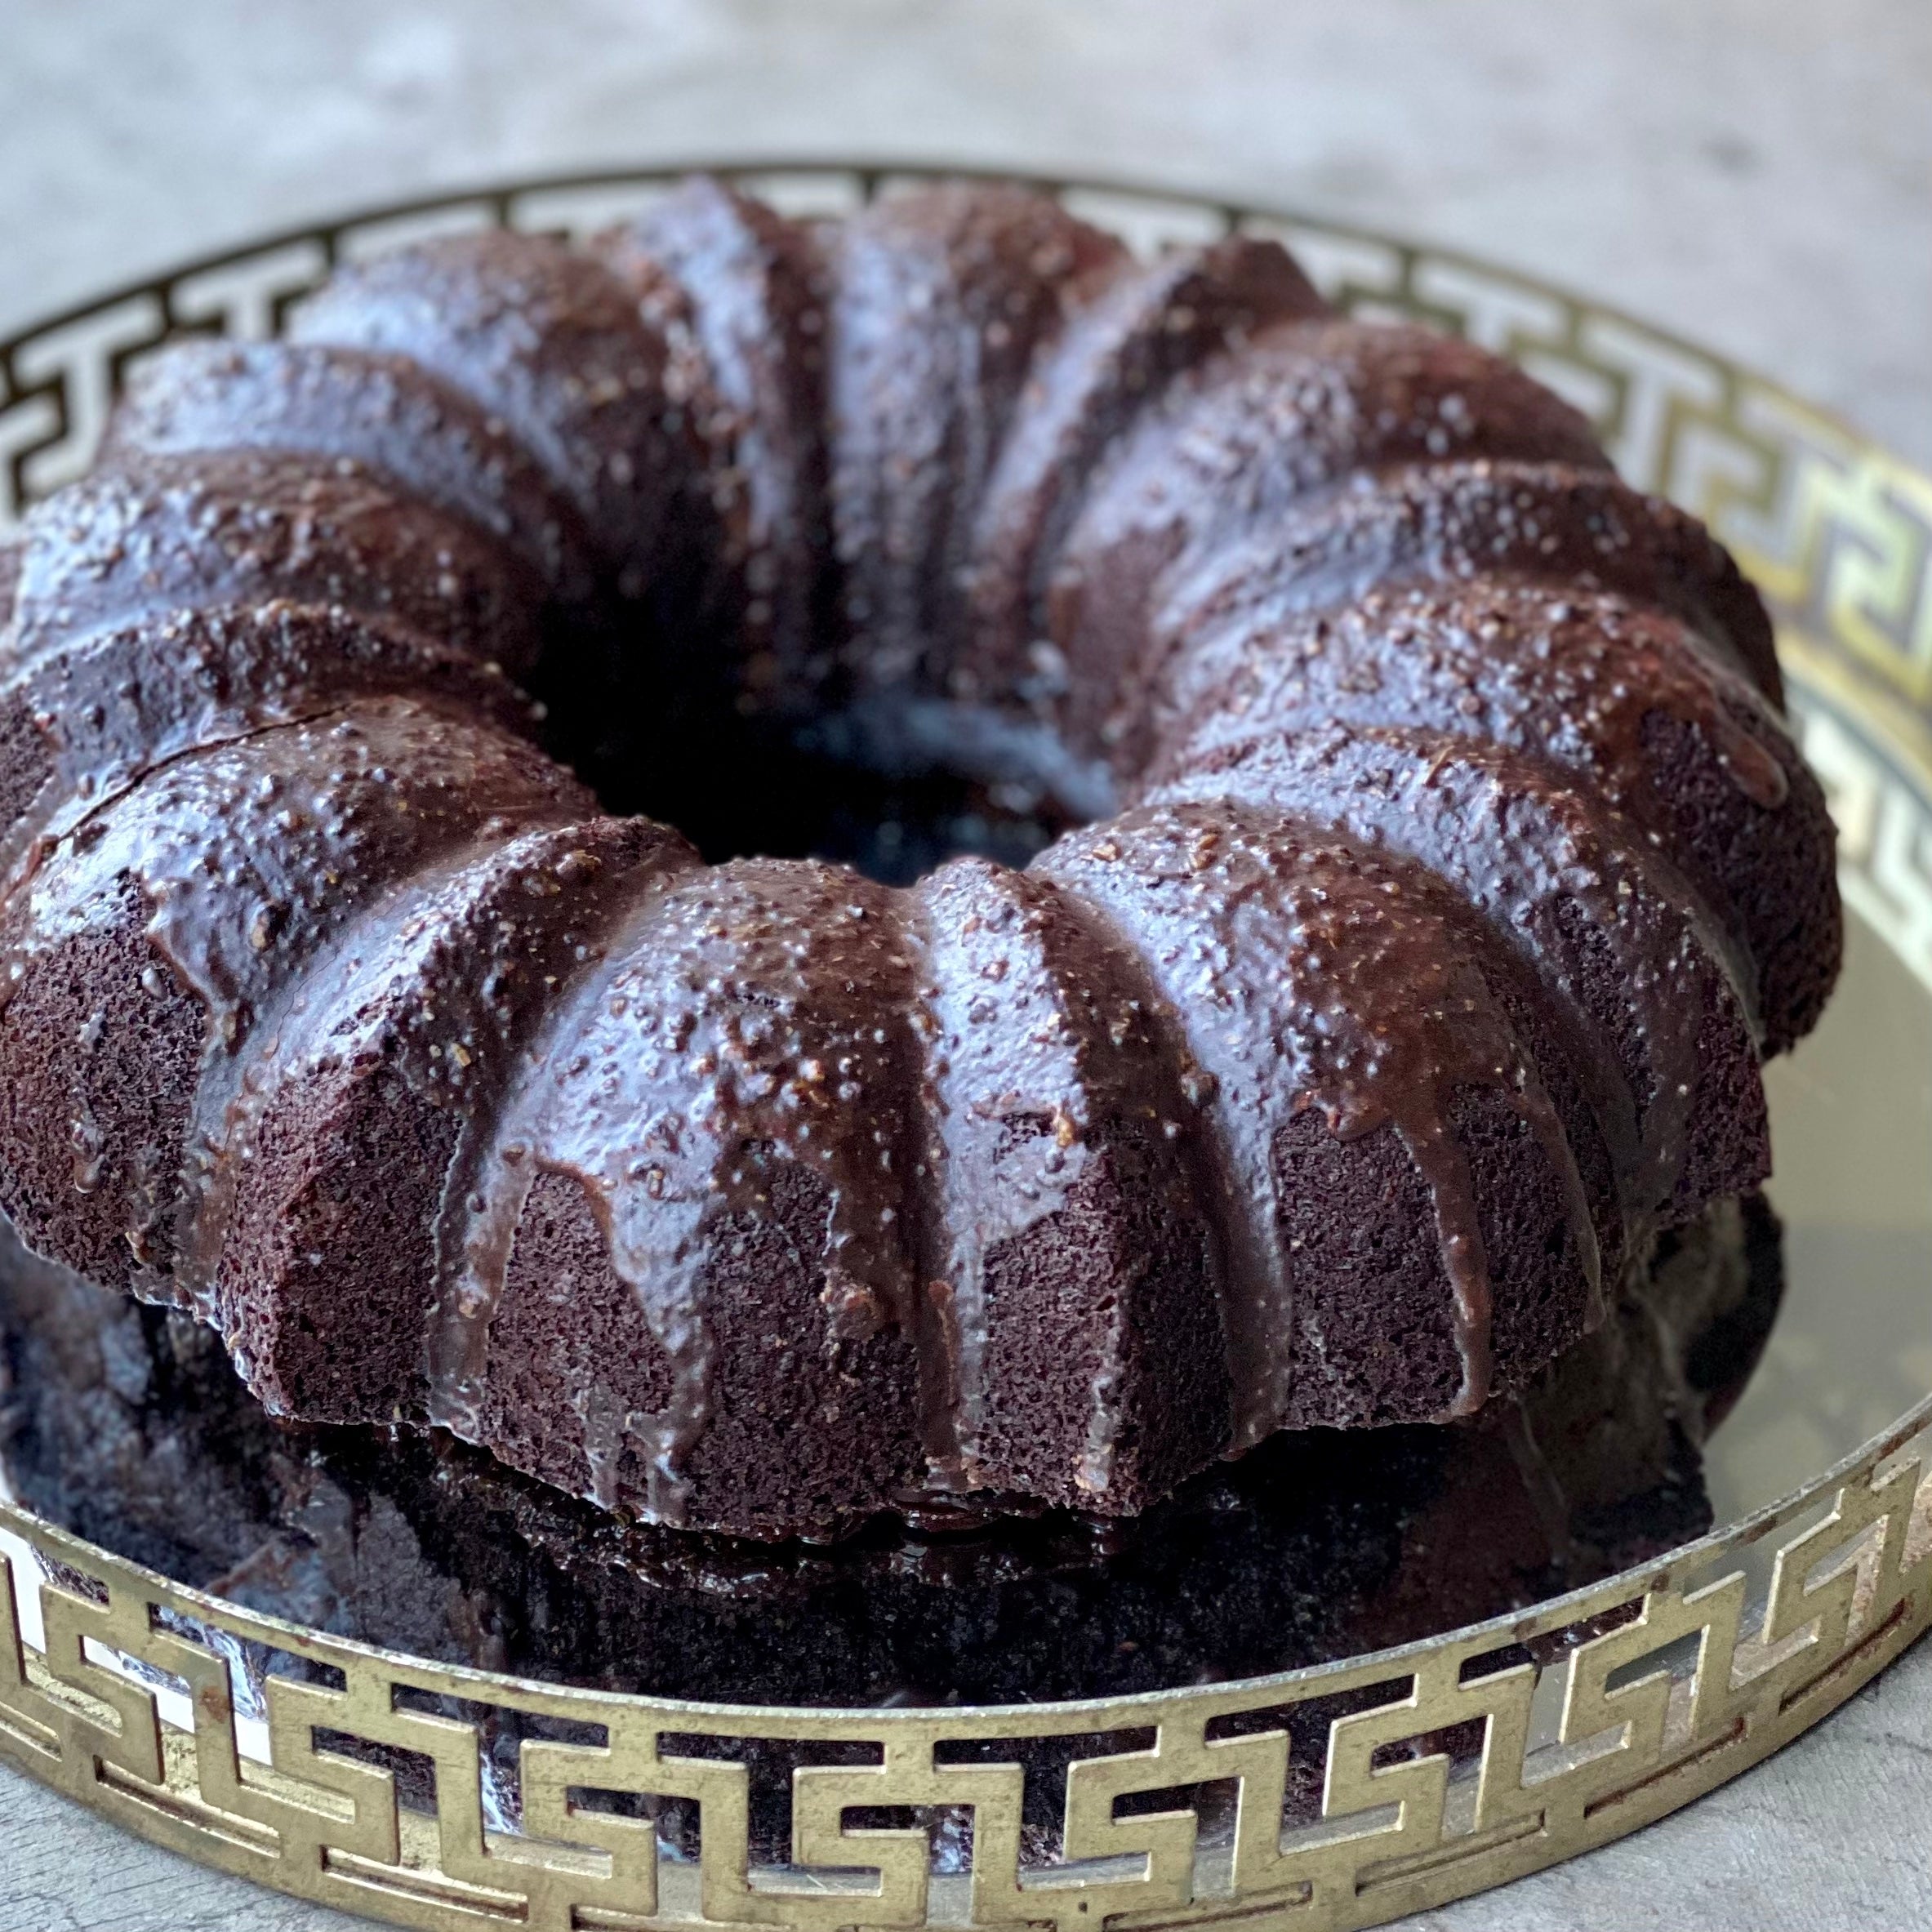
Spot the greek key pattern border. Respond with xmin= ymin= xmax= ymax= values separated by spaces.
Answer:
xmin=1 ymin=163 xmax=1930 ymax=1931
xmin=3 ymin=1410 xmax=1928 ymax=1932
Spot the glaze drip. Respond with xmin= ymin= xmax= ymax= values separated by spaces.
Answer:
xmin=508 ymin=861 xmax=924 ymax=1520
xmin=911 ymin=857 xmax=1217 ymax=1494
xmin=1145 ymin=720 xmax=1768 ymax=1236
xmin=1041 ymin=798 xmax=1600 ymax=1440
xmin=418 ymin=821 xmax=700 ymax=1441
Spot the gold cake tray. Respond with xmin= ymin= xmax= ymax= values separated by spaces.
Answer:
xmin=1 ymin=162 xmax=1929 ymax=1931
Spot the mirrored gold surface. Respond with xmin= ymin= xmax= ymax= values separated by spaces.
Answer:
xmin=1716 ymin=922 xmax=1932 ymax=1511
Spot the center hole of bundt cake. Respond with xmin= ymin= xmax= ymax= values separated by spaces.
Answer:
xmin=723 ymin=749 xmax=1066 ymax=885
xmin=539 ymin=676 xmax=1072 ymax=887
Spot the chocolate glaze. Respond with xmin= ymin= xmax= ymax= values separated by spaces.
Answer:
xmin=1140 ymin=580 xmax=1832 ymax=1049
xmin=0 ymin=180 xmax=1841 ymax=1542
xmin=0 ymin=603 xmax=545 ymax=890
xmin=1039 ymin=320 xmax=1615 ymax=765
xmin=0 ymin=700 xmax=582 ymax=1302
xmin=219 ymin=814 xmax=694 ymax=1427
xmin=910 ymin=858 xmax=1227 ymax=1507
xmin=825 ymin=185 xmax=1127 ymax=701
xmin=290 ymin=231 xmax=702 ymax=607
xmin=443 ymin=860 xmax=933 ymax=1534
xmin=1154 ymin=582 xmax=1785 ymax=813
xmin=104 ymin=340 xmax=600 ymax=614
xmin=1146 ymin=724 xmax=1770 ymax=1227
xmin=594 ymin=176 xmax=837 ymax=704
xmin=1132 ymin=459 xmax=1785 ymax=712
xmin=1041 ymin=799 xmax=1599 ymax=1437
xmin=9 ymin=449 xmax=546 ymax=679
xmin=962 ymin=238 xmax=1329 ymax=706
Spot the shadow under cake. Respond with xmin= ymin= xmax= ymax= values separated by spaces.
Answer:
xmin=0 ymin=1195 xmax=1783 ymax=1707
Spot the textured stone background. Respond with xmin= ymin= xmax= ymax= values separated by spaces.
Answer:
xmin=0 ymin=2 xmax=1929 ymax=1925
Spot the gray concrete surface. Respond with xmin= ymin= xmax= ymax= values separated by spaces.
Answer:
xmin=0 ymin=3 xmax=1929 ymax=1925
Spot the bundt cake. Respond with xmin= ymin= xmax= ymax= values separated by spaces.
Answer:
xmin=0 ymin=177 xmax=1840 ymax=1542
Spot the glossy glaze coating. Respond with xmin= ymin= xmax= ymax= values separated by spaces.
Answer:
xmin=0 ymin=180 xmax=1841 ymax=1539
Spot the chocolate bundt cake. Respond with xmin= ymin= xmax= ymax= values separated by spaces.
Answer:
xmin=0 ymin=179 xmax=1840 ymax=1541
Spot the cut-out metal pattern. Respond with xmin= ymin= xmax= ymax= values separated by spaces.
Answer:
xmin=1 ymin=163 xmax=1930 ymax=1931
